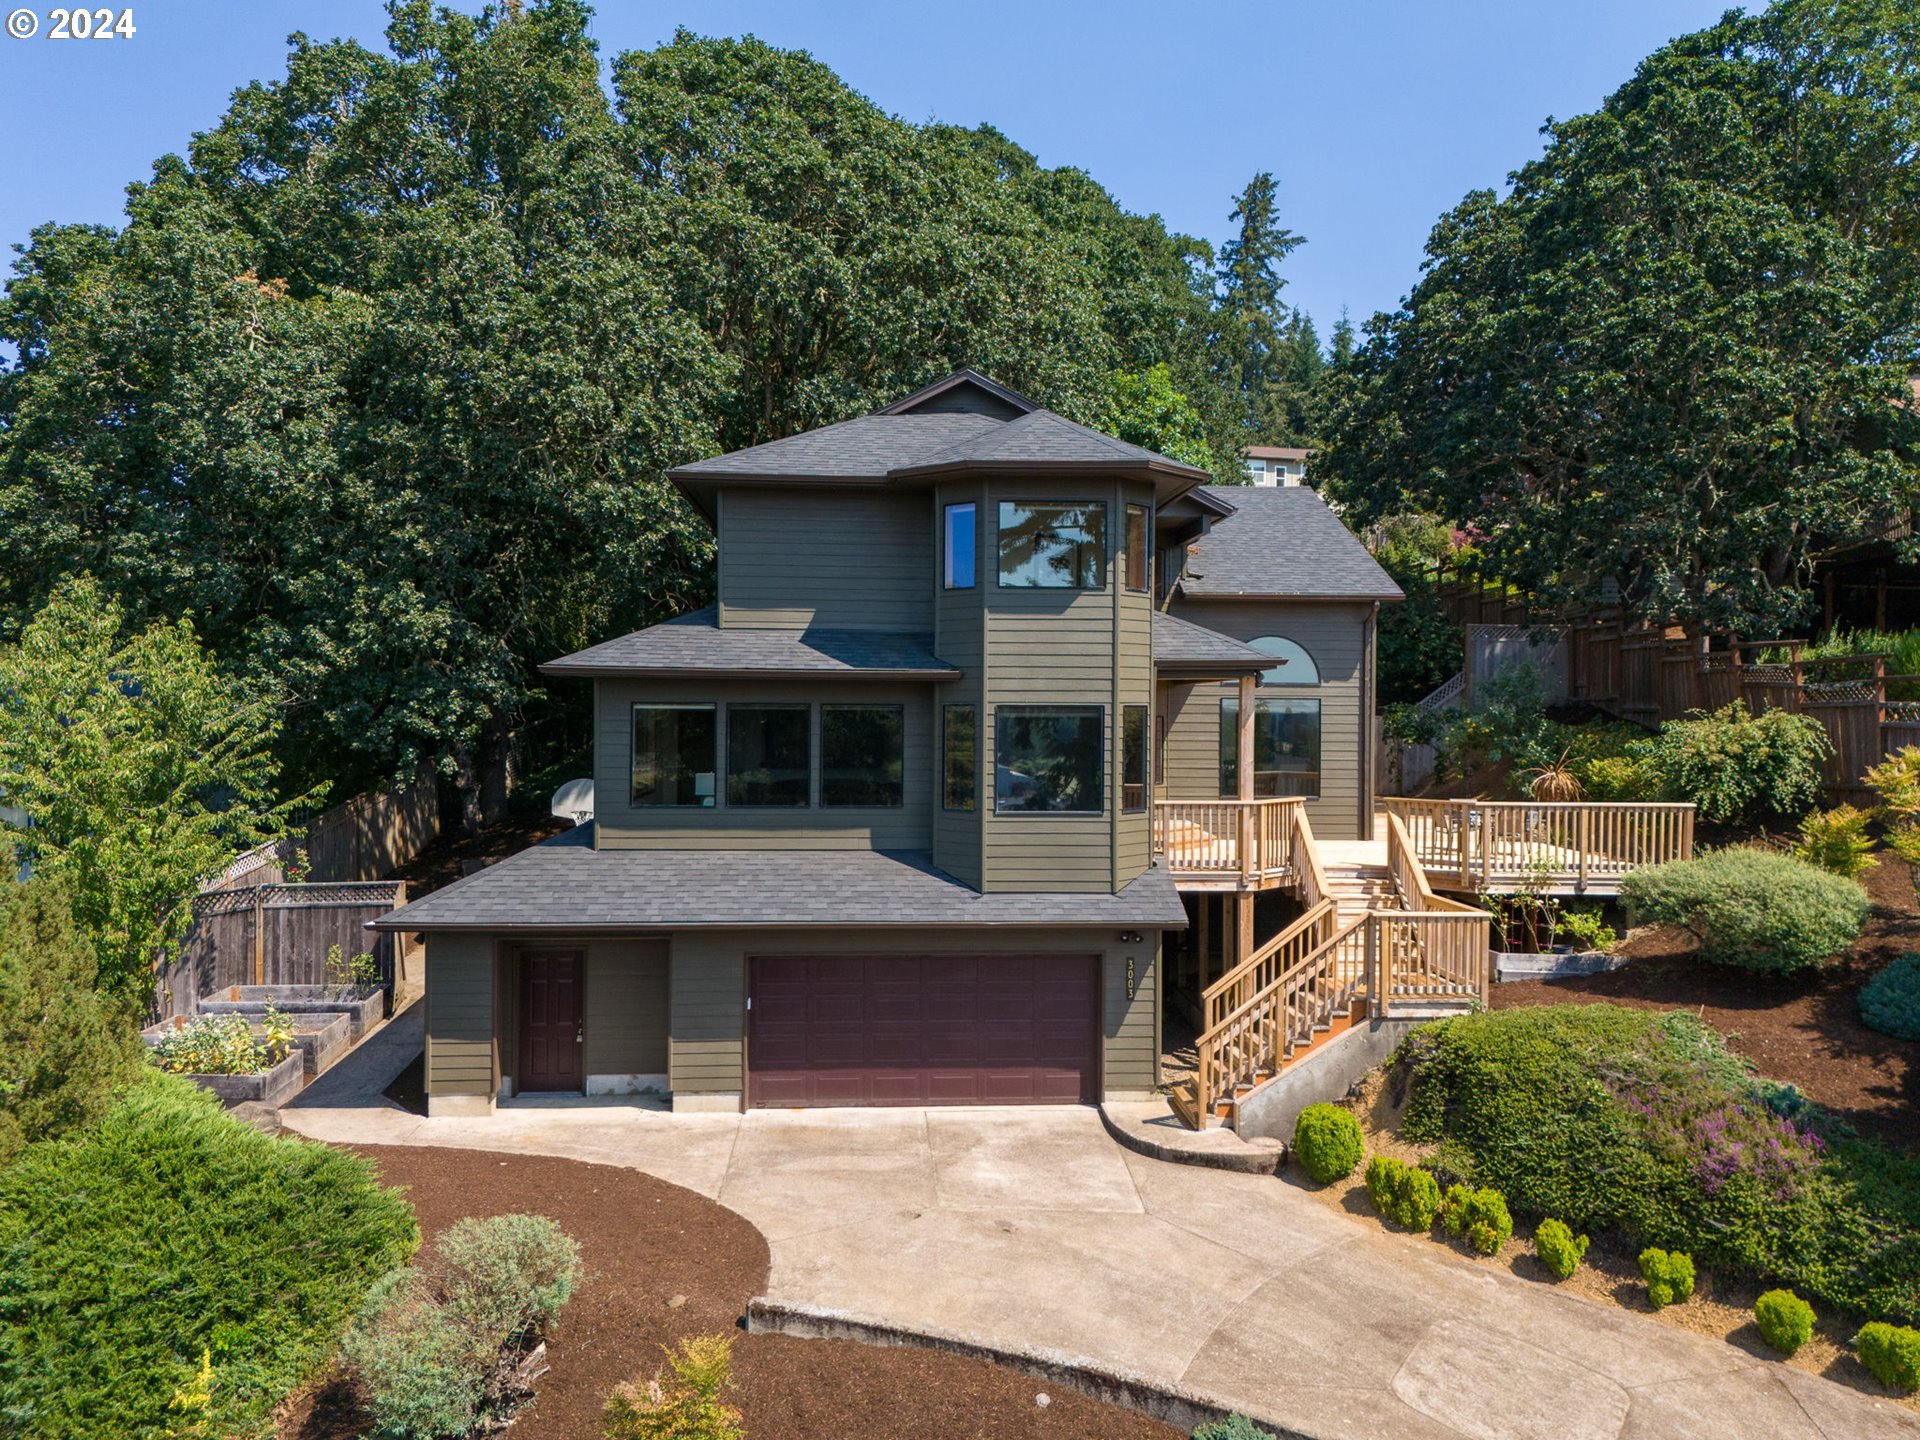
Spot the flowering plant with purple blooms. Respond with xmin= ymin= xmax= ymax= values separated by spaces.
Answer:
xmin=1608 ymin=1071 xmax=1826 ymax=1203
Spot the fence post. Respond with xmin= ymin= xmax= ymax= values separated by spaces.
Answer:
xmin=250 ymin=887 xmax=266 ymax=986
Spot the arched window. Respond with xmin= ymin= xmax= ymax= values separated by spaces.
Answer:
xmin=1249 ymin=636 xmax=1319 ymax=687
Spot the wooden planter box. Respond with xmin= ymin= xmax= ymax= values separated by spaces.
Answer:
xmin=198 ymin=984 xmax=386 ymax=1040
xmin=146 ymin=1049 xmax=306 ymax=1109
xmin=1493 ymin=948 xmax=1627 ymax=983
xmin=145 ymin=1011 xmax=351 ymax=1079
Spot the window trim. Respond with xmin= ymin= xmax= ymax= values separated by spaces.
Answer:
xmin=629 ymin=702 xmax=718 ymax=808
xmin=943 ymin=501 xmax=976 ymax=591
xmin=1124 ymin=503 xmax=1150 ymax=592
xmin=993 ymin=703 xmax=1107 ymax=816
xmin=995 ymin=499 xmax=1109 ymax=591
xmin=725 ymin=702 xmax=814 ymax=808
xmin=819 ymin=702 xmax=906 ymax=810
xmin=1248 ymin=635 xmax=1321 ymax=687
xmin=1122 ymin=703 xmax=1149 ymax=812
xmin=942 ymin=703 xmax=977 ymax=813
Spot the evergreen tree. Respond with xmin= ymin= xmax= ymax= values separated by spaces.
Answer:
xmin=1212 ymin=173 xmax=1304 ymax=442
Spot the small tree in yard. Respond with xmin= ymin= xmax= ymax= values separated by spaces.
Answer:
xmin=0 ymin=579 xmax=307 ymax=1006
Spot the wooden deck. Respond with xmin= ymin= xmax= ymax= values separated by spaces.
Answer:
xmin=1381 ymin=798 xmax=1694 ymax=896
xmin=1152 ymin=798 xmax=1301 ymax=891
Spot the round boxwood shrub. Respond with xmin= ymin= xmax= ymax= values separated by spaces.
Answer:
xmin=1364 ymin=1155 xmax=1443 ymax=1231
xmin=1638 ymin=1248 xmax=1696 ymax=1309
xmin=1439 ymin=1185 xmax=1512 ymax=1255
xmin=1854 ymin=1322 xmax=1920 ymax=1393
xmin=1755 ymin=1289 xmax=1815 ymax=1356
xmin=1620 ymin=849 xmax=1869 ymax=973
xmin=1533 ymin=1219 xmax=1589 ymax=1280
xmin=1859 ymin=954 xmax=1920 ymax=1041
xmin=1292 ymin=1103 xmax=1363 ymax=1183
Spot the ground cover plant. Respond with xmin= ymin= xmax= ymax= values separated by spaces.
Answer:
xmin=1394 ymin=1005 xmax=1920 ymax=1324
xmin=0 ymin=1073 xmax=417 ymax=1438
xmin=1292 ymin=1103 xmax=1363 ymax=1182
xmin=1621 ymin=850 xmax=1869 ymax=974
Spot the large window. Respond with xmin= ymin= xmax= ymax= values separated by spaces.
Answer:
xmin=1123 ymin=704 xmax=1149 ymax=811
xmin=995 ymin=706 xmax=1104 ymax=814
xmin=1125 ymin=504 xmax=1150 ymax=591
xmin=997 ymin=502 xmax=1106 ymax=589
xmin=821 ymin=704 xmax=904 ymax=808
xmin=943 ymin=503 xmax=976 ymax=590
xmin=631 ymin=704 xmax=717 ymax=807
xmin=1248 ymin=635 xmax=1319 ymax=686
xmin=1220 ymin=698 xmax=1321 ymax=799
xmin=727 ymin=704 xmax=811 ymax=806
xmin=943 ymin=705 xmax=977 ymax=812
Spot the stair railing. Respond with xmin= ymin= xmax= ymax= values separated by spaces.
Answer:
xmin=1201 ymin=898 xmax=1336 ymax=1035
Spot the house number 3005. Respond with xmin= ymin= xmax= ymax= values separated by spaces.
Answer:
xmin=1125 ymin=957 xmax=1136 ymax=999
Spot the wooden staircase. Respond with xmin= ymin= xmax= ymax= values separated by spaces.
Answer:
xmin=1322 ymin=861 xmax=1397 ymax=927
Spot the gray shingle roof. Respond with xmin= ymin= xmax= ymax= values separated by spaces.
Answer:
xmin=895 ymin=410 xmax=1208 ymax=478
xmin=372 ymin=829 xmax=1187 ymax=931
xmin=1177 ymin=486 xmax=1403 ymax=601
xmin=672 ymin=414 xmax=1002 ymax=480
xmin=1151 ymin=610 xmax=1272 ymax=671
xmin=541 ymin=608 xmax=957 ymax=679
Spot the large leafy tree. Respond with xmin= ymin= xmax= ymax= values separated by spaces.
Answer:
xmin=1323 ymin=0 xmax=1920 ymax=634
xmin=0 ymin=580 xmax=297 ymax=1005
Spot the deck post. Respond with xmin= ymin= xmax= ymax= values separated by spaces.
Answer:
xmin=1197 ymin=894 xmax=1211 ymax=986
xmin=1455 ymin=800 xmax=1471 ymax=890
xmin=1235 ymin=893 xmax=1254 ymax=971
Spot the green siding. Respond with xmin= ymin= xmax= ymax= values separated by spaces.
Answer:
xmin=1160 ymin=598 xmax=1373 ymax=840
xmin=594 ymin=677 xmax=936 ymax=850
xmin=669 ymin=933 xmax=747 ymax=1096
xmin=718 ymin=488 xmax=931 ymax=632
xmin=425 ymin=933 xmax=496 ymax=1098
xmin=932 ymin=481 xmax=986 ymax=887
xmin=585 ymin=939 xmax=669 ymax=1075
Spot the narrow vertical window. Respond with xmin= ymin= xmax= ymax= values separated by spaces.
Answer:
xmin=943 ymin=704 xmax=977 ymax=811
xmin=1123 ymin=704 xmax=1149 ymax=811
xmin=1125 ymin=504 xmax=1150 ymax=592
xmin=944 ymin=502 xmax=976 ymax=590
xmin=1154 ymin=712 xmax=1167 ymax=786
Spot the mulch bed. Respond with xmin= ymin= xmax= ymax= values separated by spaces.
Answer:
xmin=277 ymin=1146 xmax=1179 ymax=1440
xmin=1491 ymin=852 xmax=1920 ymax=1150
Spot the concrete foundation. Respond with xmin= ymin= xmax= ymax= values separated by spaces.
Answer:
xmin=672 ymin=1091 xmax=743 ymax=1114
xmin=1233 ymin=1016 xmax=1431 ymax=1144
xmin=427 ymin=1092 xmax=496 ymax=1118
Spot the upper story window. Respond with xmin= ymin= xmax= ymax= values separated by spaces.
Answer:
xmin=995 ymin=705 xmax=1104 ymax=814
xmin=943 ymin=502 xmax=976 ymax=590
xmin=1125 ymin=504 xmax=1150 ymax=592
xmin=1248 ymin=636 xmax=1319 ymax=687
xmin=997 ymin=502 xmax=1106 ymax=589
xmin=821 ymin=704 xmax=904 ymax=808
xmin=631 ymin=704 xmax=716 ymax=807
xmin=727 ymin=703 xmax=811 ymax=807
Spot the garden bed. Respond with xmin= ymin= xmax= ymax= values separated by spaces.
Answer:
xmin=198 ymin=985 xmax=386 ymax=1040
xmin=1491 ymin=852 xmax=1920 ymax=1149
xmin=146 ymin=1011 xmax=351 ymax=1080
xmin=164 ymin=1048 xmax=305 ymax=1109
xmin=277 ymin=1147 xmax=1179 ymax=1440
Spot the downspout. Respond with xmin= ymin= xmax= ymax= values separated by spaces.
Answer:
xmin=1361 ymin=603 xmax=1380 ymax=842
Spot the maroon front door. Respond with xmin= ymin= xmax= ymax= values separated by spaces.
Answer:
xmin=747 ymin=954 xmax=1099 ymax=1108
xmin=519 ymin=951 xmax=583 ymax=1092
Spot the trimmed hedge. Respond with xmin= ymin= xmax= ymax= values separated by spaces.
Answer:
xmin=1395 ymin=1005 xmax=1920 ymax=1323
xmin=1756 ymin=1289 xmax=1815 ymax=1355
xmin=1292 ymin=1103 xmax=1362 ymax=1183
xmin=1855 ymin=1322 xmax=1920 ymax=1392
xmin=1620 ymin=849 xmax=1869 ymax=974
xmin=0 ymin=1073 xmax=417 ymax=1437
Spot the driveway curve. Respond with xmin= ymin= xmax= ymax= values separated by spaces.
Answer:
xmin=283 ymin=1093 xmax=1919 ymax=1440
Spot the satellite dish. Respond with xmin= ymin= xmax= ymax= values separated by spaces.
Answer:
xmin=550 ymin=778 xmax=595 ymax=826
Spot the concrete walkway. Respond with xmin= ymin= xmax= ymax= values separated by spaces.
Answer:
xmin=282 ymin=1093 xmax=1918 ymax=1440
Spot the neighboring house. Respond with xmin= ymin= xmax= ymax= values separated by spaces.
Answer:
xmin=375 ymin=371 xmax=1399 ymax=1117
xmin=1242 ymin=444 xmax=1312 ymax=486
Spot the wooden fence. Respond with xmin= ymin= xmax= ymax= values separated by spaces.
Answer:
xmin=155 ymin=881 xmax=410 ymax=1019
xmin=212 ymin=765 xmax=440 ymax=890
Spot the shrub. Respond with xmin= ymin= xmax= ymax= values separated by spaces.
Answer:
xmin=345 ymin=1214 xmax=583 ymax=1438
xmin=1643 ymin=702 xmax=1829 ymax=825
xmin=1638 ymin=1248 xmax=1697 ymax=1308
xmin=1889 ymin=822 xmax=1920 ymax=865
xmin=1859 ymin=954 xmax=1920 ymax=1041
xmin=1866 ymin=746 xmax=1920 ymax=822
xmin=1191 ymin=1417 xmax=1278 ymax=1440
xmin=0 ymin=1073 xmax=417 ymax=1438
xmin=604 ymin=1334 xmax=745 ymax=1440
xmin=1791 ymin=806 xmax=1878 ymax=879
xmin=1854 ymin=1322 xmax=1920 ymax=1392
xmin=1440 ymin=1183 xmax=1473 ymax=1237
xmin=1577 ymin=754 xmax=1664 ymax=803
xmin=0 ymin=877 xmax=140 ymax=1164
xmin=1533 ymin=1219 xmax=1589 ymax=1280
xmin=1436 ymin=1183 xmax=1512 ymax=1254
xmin=1755 ymin=1289 xmax=1816 ymax=1355
xmin=1365 ymin=1156 xmax=1443 ymax=1231
xmin=1620 ymin=849 xmax=1869 ymax=974
xmin=1557 ymin=905 xmax=1617 ymax=952
xmin=1395 ymin=1004 xmax=1920 ymax=1323
xmin=1292 ymin=1103 xmax=1363 ymax=1183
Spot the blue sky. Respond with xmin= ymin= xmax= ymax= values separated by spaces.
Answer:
xmin=0 ymin=0 xmax=1737 ymax=334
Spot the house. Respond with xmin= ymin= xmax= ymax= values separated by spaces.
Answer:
xmin=374 ymin=371 xmax=1400 ymax=1118
xmin=1242 ymin=445 xmax=1312 ymax=486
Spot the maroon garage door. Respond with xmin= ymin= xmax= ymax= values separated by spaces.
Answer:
xmin=747 ymin=954 xmax=1099 ymax=1108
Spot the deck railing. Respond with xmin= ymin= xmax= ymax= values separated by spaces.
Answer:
xmin=1381 ymin=798 xmax=1693 ymax=893
xmin=1152 ymin=798 xmax=1302 ymax=885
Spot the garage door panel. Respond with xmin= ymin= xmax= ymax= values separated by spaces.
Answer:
xmin=748 ymin=953 xmax=1098 ymax=1108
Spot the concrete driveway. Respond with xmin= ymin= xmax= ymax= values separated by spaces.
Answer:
xmin=284 ymin=1084 xmax=1918 ymax=1440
